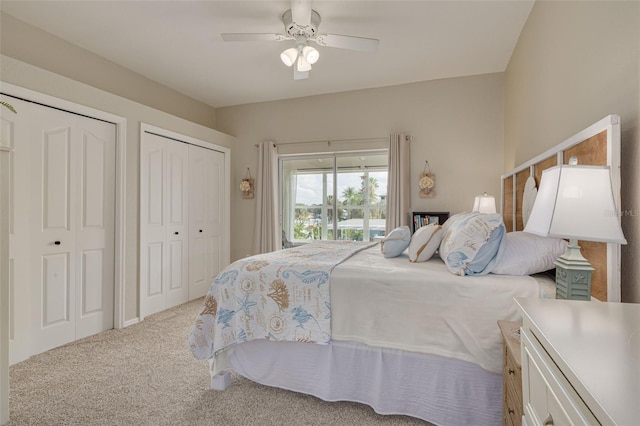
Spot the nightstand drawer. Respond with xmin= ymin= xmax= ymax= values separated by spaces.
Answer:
xmin=505 ymin=347 xmax=522 ymax=390
xmin=521 ymin=328 xmax=598 ymax=426
xmin=505 ymin=376 xmax=523 ymax=426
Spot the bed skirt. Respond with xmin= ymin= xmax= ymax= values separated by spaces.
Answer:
xmin=229 ymin=339 xmax=502 ymax=426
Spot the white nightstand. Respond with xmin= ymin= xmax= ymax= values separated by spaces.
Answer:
xmin=514 ymin=298 xmax=640 ymax=426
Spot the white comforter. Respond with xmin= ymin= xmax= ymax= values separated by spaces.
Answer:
xmin=330 ymin=245 xmax=545 ymax=374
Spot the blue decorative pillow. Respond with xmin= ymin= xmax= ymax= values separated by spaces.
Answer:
xmin=380 ymin=226 xmax=411 ymax=258
xmin=438 ymin=212 xmax=506 ymax=276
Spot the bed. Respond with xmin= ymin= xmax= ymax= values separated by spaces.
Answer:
xmin=188 ymin=115 xmax=622 ymax=426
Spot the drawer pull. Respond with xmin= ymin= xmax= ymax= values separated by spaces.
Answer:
xmin=543 ymin=414 xmax=554 ymax=426
xmin=54 ymin=241 xmax=61 ymax=245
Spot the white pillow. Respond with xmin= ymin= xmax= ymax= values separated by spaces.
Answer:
xmin=492 ymin=232 xmax=568 ymax=276
xmin=408 ymin=224 xmax=443 ymax=263
xmin=380 ymin=226 xmax=411 ymax=258
xmin=439 ymin=212 xmax=506 ymax=276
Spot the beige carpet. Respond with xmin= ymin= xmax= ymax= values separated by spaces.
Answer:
xmin=8 ymin=298 xmax=429 ymax=425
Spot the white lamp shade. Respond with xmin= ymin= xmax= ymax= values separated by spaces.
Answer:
xmin=302 ymin=45 xmax=319 ymax=64
xmin=472 ymin=193 xmax=496 ymax=214
xmin=280 ymin=47 xmax=298 ymax=67
xmin=524 ymin=165 xmax=627 ymax=244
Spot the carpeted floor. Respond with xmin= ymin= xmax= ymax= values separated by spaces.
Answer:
xmin=7 ymin=298 xmax=429 ymax=425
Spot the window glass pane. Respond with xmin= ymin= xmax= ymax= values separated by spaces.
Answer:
xmin=280 ymin=152 xmax=387 ymax=246
xmin=336 ymin=154 xmax=387 ymax=242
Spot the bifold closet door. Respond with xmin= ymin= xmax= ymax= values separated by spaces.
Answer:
xmin=140 ymin=133 xmax=189 ymax=318
xmin=26 ymin=100 xmax=115 ymax=356
xmin=188 ymin=146 xmax=225 ymax=299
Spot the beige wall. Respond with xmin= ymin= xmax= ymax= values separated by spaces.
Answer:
xmin=0 ymin=12 xmax=217 ymax=129
xmin=0 ymin=55 xmax=234 ymax=321
xmin=505 ymin=1 xmax=640 ymax=302
xmin=217 ymin=73 xmax=505 ymax=261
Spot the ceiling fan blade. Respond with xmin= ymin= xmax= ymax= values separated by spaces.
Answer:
xmin=293 ymin=67 xmax=309 ymax=80
xmin=314 ymin=34 xmax=379 ymax=52
xmin=291 ymin=0 xmax=312 ymax=26
xmin=221 ymin=33 xmax=287 ymax=42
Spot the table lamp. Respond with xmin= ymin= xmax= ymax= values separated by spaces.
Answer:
xmin=523 ymin=160 xmax=627 ymax=300
xmin=472 ymin=192 xmax=497 ymax=214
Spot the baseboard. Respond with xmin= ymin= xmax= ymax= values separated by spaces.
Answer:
xmin=122 ymin=317 xmax=140 ymax=328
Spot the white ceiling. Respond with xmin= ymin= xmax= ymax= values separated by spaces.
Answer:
xmin=1 ymin=0 xmax=534 ymax=108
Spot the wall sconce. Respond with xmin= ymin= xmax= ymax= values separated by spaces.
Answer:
xmin=524 ymin=160 xmax=626 ymax=300
xmin=240 ymin=168 xmax=254 ymax=199
xmin=419 ymin=161 xmax=435 ymax=198
xmin=472 ymin=192 xmax=496 ymax=214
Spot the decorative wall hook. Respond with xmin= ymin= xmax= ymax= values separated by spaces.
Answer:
xmin=240 ymin=168 xmax=255 ymax=199
xmin=419 ymin=161 xmax=436 ymax=198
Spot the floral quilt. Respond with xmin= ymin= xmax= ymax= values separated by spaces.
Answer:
xmin=188 ymin=240 xmax=376 ymax=361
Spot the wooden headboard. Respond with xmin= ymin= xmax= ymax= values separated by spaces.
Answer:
xmin=501 ymin=115 xmax=622 ymax=302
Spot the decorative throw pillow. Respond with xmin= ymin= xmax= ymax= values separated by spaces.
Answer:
xmin=492 ymin=231 xmax=568 ymax=276
xmin=380 ymin=226 xmax=411 ymax=258
xmin=408 ymin=224 xmax=443 ymax=263
xmin=439 ymin=212 xmax=506 ymax=276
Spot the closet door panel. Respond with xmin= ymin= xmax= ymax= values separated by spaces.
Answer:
xmin=207 ymin=150 xmax=225 ymax=287
xmin=42 ymin=253 xmax=71 ymax=326
xmin=75 ymin=119 xmax=115 ymax=339
xmin=189 ymin=147 xmax=224 ymax=299
xmin=42 ymin=128 xmax=71 ymax=231
xmin=164 ymin=141 xmax=189 ymax=308
xmin=140 ymin=135 xmax=167 ymax=317
xmin=188 ymin=149 xmax=207 ymax=298
xmin=30 ymin=107 xmax=77 ymax=355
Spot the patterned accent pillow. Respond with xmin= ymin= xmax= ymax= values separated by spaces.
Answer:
xmin=408 ymin=224 xmax=443 ymax=263
xmin=439 ymin=212 xmax=506 ymax=276
xmin=380 ymin=226 xmax=411 ymax=258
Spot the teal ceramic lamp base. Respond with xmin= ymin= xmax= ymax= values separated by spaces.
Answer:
xmin=554 ymin=239 xmax=594 ymax=300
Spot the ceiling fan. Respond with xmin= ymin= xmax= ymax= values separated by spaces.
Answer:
xmin=221 ymin=0 xmax=380 ymax=80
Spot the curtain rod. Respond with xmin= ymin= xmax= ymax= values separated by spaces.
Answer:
xmin=254 ymin=135 xmax=411 ymax=148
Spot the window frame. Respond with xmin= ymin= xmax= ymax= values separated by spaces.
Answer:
xmin=279 ymin=149 xmax=388 ymax=245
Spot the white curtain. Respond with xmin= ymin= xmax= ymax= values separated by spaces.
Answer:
xmin=253 ymin=141 xmax=280 ymax=254
xmin=386 ymin=133 xmax=411 ymax=233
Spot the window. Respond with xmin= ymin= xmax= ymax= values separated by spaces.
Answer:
xmin=280 ymin=152 xmax=388 ymax=245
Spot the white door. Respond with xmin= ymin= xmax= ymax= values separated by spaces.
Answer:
xmin=1 ymin=97 xmax=31 ymax=364
xmin=164 ymin=139 xmax=189 ymax=309
xmin=26 ymin=101 xmax=115 ymax=356
xmin=188 ymin=146 xmax=225 ymax=299
xmin=140 ymin=132 xmax=189 ymax=318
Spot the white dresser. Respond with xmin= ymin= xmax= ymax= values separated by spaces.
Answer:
xmin=514 ymin=297 xmax=640 ymax=426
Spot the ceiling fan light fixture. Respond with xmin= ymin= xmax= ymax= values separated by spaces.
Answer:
xmin=296 ymin=55 xmax=312 ymax=72
xmin=280 ymin=47 xmax=298 ymax=67
xmin=302 ymin=45 xmax=319 ymax=64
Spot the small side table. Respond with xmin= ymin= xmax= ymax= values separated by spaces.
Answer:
xmin=498 ymin=320 xmax=522 ymax=426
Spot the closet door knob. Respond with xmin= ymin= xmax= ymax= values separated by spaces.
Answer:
xmin=54 ymin=241 xmax=61 ymax=245
xmin=199 ymin=229 xmax=203 ymax=233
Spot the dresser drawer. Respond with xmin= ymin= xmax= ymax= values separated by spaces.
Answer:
xmin=521 ymin=328 xmax=599 ymax=426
